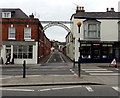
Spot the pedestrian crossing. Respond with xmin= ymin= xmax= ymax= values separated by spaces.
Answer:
xmin=82 ymin=68 xmax=119 ymax=76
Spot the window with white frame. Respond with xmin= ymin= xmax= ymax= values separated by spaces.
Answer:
xmin=13 ymin=45 xmax=33 ymax=59
xmin=24 ymin=27 xmax=31 ymax=40
xmin=8 ymin=27 xmax=16 ymax=39
xmin=83 ymin=20 xmax=101 ymax=39
xmin=2 ymin=12 xmax=11 ymax=18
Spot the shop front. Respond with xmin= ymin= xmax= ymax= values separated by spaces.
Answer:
xmin=80 ymin=41 xmax=115 ymax=63
xmin=114 ymin=42 xmax=120 ymax=62
xmin=1 ymin=41 xmax=38 ymax=64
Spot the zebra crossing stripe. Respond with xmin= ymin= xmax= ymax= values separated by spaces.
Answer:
xmin=82 ymin=68 xmax=119 ymax=76
xmin=82 ymin=69 xmax=107 ymax=71
xmin=90 ymin=73 xmax=119 ymax=76
xmin=85 ymin=71 xmax=113 ymax=73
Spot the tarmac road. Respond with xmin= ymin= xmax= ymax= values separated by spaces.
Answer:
xmin=1 ymin=51 xmax=120 ymax=97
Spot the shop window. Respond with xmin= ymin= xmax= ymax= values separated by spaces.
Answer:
xmin=102 ymin=44 xmax=113 ymax=59
xmin=83 ymin=19 xmax=101 ymax=40
xmin=81 ymin=44 xmax=91 ymax=59
xmin=13 ymin=45 xmax=33 ymax=59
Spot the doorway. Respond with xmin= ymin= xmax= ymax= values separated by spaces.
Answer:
xmin=92 ymin=44 xmax=101 ymax=62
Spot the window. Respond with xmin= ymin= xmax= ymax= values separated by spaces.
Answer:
xmin=8 ymin=27 xmax=15 ymax=39
xmin=24 ymin=27 xmax=31 ymax=39
xmin=83 ymin=20 xmax=100 ymax=39
xmin=2 ymin=12 xmax=11 ymax=18
xmin=81 ymin=44 xmax=91 ymax=59
xmin=102 ymin=44 xmax=113 ymax=59
xmin=13 ymin=45 xmax=33 ymax=59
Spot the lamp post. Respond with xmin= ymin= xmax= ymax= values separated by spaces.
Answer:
xmin=72 ymin=36 xmax=76 ymax=68
xmin=77 ymin=22 xmax=82 ymax=77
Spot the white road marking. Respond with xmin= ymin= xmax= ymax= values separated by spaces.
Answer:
xmin=38 ymin=86 xmax=82 ymax=92
xmin=38 ymin=89 xmax=51 ymax=92
xmin=54 ymin=59 xmax=56 ymax=62
xmin=82 ymin=69 xmax=107 ymax=71
xmin=59 ymin=54 xmax=65 ymax=63
xmin=90 ymin=73 xmax=119 ymax=76
xmin=70 ymin=69 xmax=77 ymax=76
xmin=85 ymin=71 xmax=113 ymax=73
xmin=115 ymin=68 xmax=119 ymax=71
xmin=112 ymin=87 xmax=120 ymax=92
xmin=85 ymin=86 xmax=94 ymax=92
xmin=0 ymin=76 xmax=13 ymax=79
xmin=0 ymin=88 xmax=34 ymax=92
xmin=46 ymin=53 xmax=53 ymax=63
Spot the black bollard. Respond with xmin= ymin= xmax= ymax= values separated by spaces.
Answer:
xmin=73 ymin=59 xmax=75 ymax=68
xmin=23 ymin=60 xmax=26 ymax=78
xmin=115 ymin=65 xmax=117 ymax=68
xmin=78 ymin=57 xmax=81 ymax=77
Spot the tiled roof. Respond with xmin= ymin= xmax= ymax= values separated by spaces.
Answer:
xmin=0 ymin=8 xmax=29 ymax=18
xmin=72 ymin=12 xmax=120 ymax=19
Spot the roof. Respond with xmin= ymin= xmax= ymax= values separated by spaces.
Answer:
xmin=71 ymin=12 xmax=120 ymax=19
xmin=0 ymin=8 xmax=29 ymax=18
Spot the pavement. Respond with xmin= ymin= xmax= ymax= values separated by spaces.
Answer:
xmin=1 ymin=73 xmax=104 ymax=87
xmin=0 ymin=53 xmax=119 ymax=87
xmin=1 ymin=63 xmax=116 ymax=87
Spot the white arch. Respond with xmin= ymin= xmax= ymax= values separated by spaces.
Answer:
xmin=43 ymin=22 xmax=71 ymax=33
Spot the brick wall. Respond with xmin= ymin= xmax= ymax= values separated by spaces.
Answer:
xmin=1 ymin=19 xmax=39 ymax=41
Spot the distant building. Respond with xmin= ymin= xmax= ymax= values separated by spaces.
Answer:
xmin=0 ymin=8 xmax=51 ymax=64
xmin=59 ymin=42 xmax=66 ymax=52
xmin=66 ymin=7 xmax=120 ymax=63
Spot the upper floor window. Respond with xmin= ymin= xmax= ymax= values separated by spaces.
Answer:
xmin=83 ymin=19 xmax=101 ymax=40
xmin=24 ymin=27 xmax=31 ymax=40
xmin=8 ymin=27 xmax=16 ymax=39
xmin=2 ymin=12 xmax=11 ymax=18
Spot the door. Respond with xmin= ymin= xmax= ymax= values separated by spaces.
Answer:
xmin=92 ymin=44 xmax=101 ymax=62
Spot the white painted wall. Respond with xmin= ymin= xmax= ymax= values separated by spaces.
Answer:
xmin=100 ymin=19 xmax=118 ymax=41
xmin=71 ymin=19 xmax=85 ymax=62
xmin=73 ymin=19 xmax=119 ymax=41
xmin=66 ymin=33 xmax=74 ymax=60
xmin=69 ymin=17 xmax=119 ymax=62
xmin=1 ymin=45 xmax=6 ymax=64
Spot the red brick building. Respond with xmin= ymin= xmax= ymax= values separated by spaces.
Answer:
xmin=39 ymin=25 xmax=51 ymax=61
xmin=0 ymin=8 xmax=51 ymax=64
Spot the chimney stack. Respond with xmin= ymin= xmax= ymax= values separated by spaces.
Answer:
xmin=110 ymin=8 xmax=115 ymax=12
xmin=106 ymin=8 xmax=115 ymax=12
xmin=106 ymin=8 xmax=109 ymax=12
xmin=29 ymin=13 xmax=34 ymax=19
xmin=76 ymin=6 xmax=85 ymax=13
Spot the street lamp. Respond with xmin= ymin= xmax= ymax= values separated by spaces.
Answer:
xmin=72 ymin=36 xmax=76 ymax=68
xmin=77 ymin=22 xmax=82 ymax=77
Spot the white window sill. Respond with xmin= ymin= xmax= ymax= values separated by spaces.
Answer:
xmin=8 ymin=38 xmax=15 ymax=40
xmin=24 ymin=39 xmax=35 ymax=41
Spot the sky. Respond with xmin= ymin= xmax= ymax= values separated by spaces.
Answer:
xmin=0 ymin=0 xmax=119 ymax=42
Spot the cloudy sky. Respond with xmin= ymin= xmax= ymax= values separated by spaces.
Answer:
xmin=0 ymin=0 xmax=119 ymax=42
